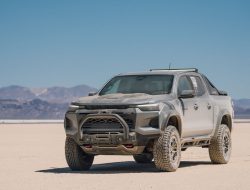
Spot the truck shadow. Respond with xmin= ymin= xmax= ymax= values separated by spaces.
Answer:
xmin=36 ymin=161 xmax=212 ymax=174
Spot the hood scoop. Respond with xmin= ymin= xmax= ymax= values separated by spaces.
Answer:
xmin=84 ymin=104 xmax=130 ymax=110
xmin=98 ymin=93 xmax=151 ymax=99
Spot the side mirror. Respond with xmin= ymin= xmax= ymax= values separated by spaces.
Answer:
xmin=179 ymin=90 xmax=195 ymax=99
xmin=88 ymin=92 xmax=97 ymax=96
xmin=218 ymin=90 xmax=228 ymax=96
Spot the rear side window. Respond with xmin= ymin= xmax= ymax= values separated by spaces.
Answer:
xmin=202 ymin=75 xmax=219 ymax=95
xmin=177 ymin=76 xmax=194 ymax=96
xmin=190 ymin=76 xmax=206 ymax=96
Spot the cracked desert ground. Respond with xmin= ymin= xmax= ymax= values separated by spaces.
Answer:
xmin=0 ymin=122 xmax=249 ymax=190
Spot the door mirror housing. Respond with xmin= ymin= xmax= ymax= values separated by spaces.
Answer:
xmin=179 ymin=90 xmax=195 ymax=99
xmin=218 ymin=90 xmax=228 ymax=96
xmin=88 ymin=92 xmax=97 ymax=96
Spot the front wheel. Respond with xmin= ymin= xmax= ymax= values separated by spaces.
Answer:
xmin=209 ymin=124 xmax=232 ymax=164
xmin=65 ymin=137 xmax=94 ymax=171
xmin=153 ymin=126 xmax=181 ymax=172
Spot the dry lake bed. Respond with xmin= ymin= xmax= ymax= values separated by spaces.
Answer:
xmin=0 ymin=122 xmax=250 ymax=190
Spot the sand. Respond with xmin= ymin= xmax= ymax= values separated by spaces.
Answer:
xmin=0 ymin=123 xmax=249 ymax=190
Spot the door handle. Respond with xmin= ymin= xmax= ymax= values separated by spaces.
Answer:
xmin=194 ymin=103 xmax=199 ymax=110
xmin=207 ymin=103 xmax=212 ymax=110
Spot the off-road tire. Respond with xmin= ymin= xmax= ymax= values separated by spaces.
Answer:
xmin=133 ymin=153 xmax=153 ymax=163
xmin=209 ymin=124 xmax=232 ymax=164
xmin=153 ymin=125 xmax=181 ymax=172
xmin=65 ymin=137 xmax=94 ymax=171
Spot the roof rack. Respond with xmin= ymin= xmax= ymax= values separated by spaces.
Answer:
xmin=149 ymin=68 xmax=198 ymax=72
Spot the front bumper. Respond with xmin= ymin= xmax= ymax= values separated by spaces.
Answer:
xmin=82 ymin=145 xmax=145 ymax=155
xmin=64 ymin=107 xmax=161 ymax=155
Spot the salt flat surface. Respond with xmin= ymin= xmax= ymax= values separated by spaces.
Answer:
xmin=0 ymin=123 xmax=249 ymax=190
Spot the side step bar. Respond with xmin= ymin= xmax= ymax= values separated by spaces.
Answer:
xmin=181 ymin=136 xmax=211 ymax=148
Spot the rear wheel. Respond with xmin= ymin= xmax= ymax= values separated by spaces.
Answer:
xmin=133 ymin=153 xmax=153 ymax=163
xmin=65 ymin=137 xmax=94 ymax=171
xmin=153 ymin=126 xmax=181 ymax=172
xmin=209 ymin=124 xmax=232 ymax=164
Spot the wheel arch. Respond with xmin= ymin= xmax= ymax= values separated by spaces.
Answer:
xmin=162 ymin=113 xmax=182 ymax=137
xmin=215 ymin=109 xmax=233 ymax=132
xmin=220 ymin=114 xmax=232 ymax=131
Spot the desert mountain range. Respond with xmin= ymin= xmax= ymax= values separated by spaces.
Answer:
xmin=0 ymin=85 xmax=249 ymax=119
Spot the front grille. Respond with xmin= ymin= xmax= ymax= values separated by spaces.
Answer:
xmin=78 ymin=112 xmax=136 ymax=129
xmin=84 ymin=118 xmax=120 ymax=125
xmin=79 ymin=106 xmax=136 ymax=135
xmin=82 ymin=117 xmax=124 ymax=134
xmin=116 ymin=113 xmax=135 ymax=128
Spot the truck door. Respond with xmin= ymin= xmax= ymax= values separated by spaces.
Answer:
xmin=189 ymin=76 xmax=214 ymax=136
xmin=178 ymin=75 xmax=213 ymax=138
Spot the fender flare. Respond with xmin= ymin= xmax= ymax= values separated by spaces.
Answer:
xmin=212 ymin=109 xmax=232 ymax=136
xmin=160 ymin=110 xmax=182 ymax=137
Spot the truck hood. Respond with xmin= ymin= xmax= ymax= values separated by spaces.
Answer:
xmin=74 ymin=93 xmax=174 ymax=106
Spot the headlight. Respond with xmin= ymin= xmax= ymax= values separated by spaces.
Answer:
xmin=68 ymin=104 xmax=79 ymax=111
xmin=137 ymin=104 xmax=159 ymax=111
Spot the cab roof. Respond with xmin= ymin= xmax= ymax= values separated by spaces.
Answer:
xmin=118 ymin=68 xmax=199 ymax=76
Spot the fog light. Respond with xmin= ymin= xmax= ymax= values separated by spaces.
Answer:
xmin=118 ymin=137 xmax=123 ymax=142
xmin=85 ymin=137 xmax=91 ymax=142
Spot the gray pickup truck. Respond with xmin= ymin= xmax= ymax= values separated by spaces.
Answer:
xmin=64 ymin=68 xmax=233 ymax=172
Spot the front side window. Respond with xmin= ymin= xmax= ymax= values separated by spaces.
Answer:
xmin=99 ymin=75 xmax=174 ymax=96
xmin=177 ymin=76 xmax=194 ymax=96
xmin=190 ymin=76 xmax=206 ymax=96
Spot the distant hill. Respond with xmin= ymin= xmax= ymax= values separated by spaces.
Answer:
xmin=0 ymin=85 xmax=97 ymax=119
xmin=0 ymin=99 xmax=68 ymax=119
xmin=233 ymin=99 xmax=250 ymax=109
xmin=0 ymin=85 xmax=97 ymax=103
xmin=0 ymin=85 xmax=36 ymax=100
xmin=0 ymin=85 xmax=249 ymax=119
xmin=33 ymin=85 xmax=97 ymax=103
xmin=233 ymin=99 xmax=250 ymax=119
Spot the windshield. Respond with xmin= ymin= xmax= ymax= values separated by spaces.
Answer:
xmin=99 ymin=75 xmax=174 ymax=96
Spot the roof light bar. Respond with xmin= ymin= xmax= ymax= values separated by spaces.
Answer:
xmin=149 ymin=68 xmax=198 ymax=72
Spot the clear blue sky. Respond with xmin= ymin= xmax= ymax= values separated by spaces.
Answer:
xmin=0 ymin=0 xmax=249 ymax=98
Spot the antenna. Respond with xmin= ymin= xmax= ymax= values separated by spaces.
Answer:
xmin=169 ymin=62 xmax=172 ymax=69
